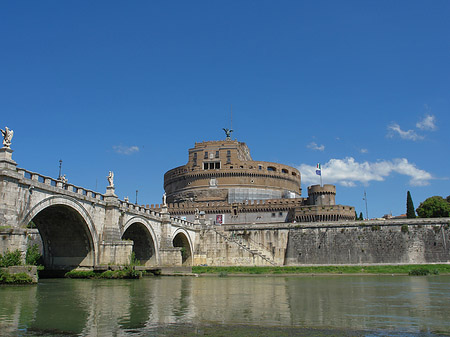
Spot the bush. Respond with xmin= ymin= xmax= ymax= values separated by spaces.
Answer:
xmin=0 ymin=249 xmax=22 ymax=267
xmin=409 ymin=268 xmax=430 ymax=276
xmin=65 ymin=270 xmax=96 ymax=278
xmin=401 ymin=224 xmax=409 ymax=233
xmin=25 ymin=244 xmax=41 ymax=266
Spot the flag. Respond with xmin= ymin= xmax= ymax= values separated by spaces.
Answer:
xmin=315 ymin=163 xmax=321 ymax=176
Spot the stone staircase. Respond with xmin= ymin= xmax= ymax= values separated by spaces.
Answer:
xmin=209 ymin=226 xmax=278 ymax=266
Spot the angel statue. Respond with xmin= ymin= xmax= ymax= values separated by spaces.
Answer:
xmin=1 ymin=126 xmax=13 ymax=148
xmin=223 ymin=128 xmax=233 ymax=140
xmin=107 ymin=171 xmax=114 ymax=187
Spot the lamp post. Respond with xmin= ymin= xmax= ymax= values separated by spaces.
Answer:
xmin=58 ymin=159 xmax=62 ymax=179
xmin=135 ymin=190 xmax=138 ymax=205
xmin=363 ymin=190 xmax=369 ymax=220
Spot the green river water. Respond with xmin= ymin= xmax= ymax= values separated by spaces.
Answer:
xmin=0 ymin=275 xmax=449 ymax=336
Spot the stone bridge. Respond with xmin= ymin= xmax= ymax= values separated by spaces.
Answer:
xmin=0 ymin=146 xmax=199 ymax=271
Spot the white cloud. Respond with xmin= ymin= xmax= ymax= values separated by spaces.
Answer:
xmin=113 ymin=145 xmax=139 ymax=155
xmin=307 ymin=142 xmax=325 ymax=151
xmin=360 ymin=148 xmax=368 ymax=154
xmin=416 ymin=114 xmax=437 ymax=131
xmin=298 ymin=157 xmax=433 ymax=187
xmin=387 ymin=123 xmax=423 ymax=141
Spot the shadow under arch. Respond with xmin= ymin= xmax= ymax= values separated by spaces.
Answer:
xmin=122 ymin=217 xmax=159 ymax=266
xmin=172 ymin=229 xmax=193 ymax=266
xmin=21 ymin=196 xmax=98 ymax=271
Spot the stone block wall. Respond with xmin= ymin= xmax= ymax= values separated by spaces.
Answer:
xmin=284 ymin=222 xmax=450 ymax=265
xmin=193 ymin=220 xmax=450 ymax=266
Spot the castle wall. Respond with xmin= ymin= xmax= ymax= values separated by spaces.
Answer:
xmin=193 ymin=219 xmax=450 ymax=266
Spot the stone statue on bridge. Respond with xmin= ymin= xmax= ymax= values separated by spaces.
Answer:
xmin=107 ymin=171 xmax=114 ymax=187
xmin=1 ymin=126 xmax=13 ymax=148
xmin=162 ymin=192 xmax=167 ymax=206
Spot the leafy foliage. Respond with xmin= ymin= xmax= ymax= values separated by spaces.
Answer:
xmin=0 ymin=249 xmax=22 ymax=267
xmin=406 ymin=191 xmax=416 ymax=218
xmin=25 ymin=244 xmax=42 ymax=266
xmin=408 ymin=268 xmax=439 ymax=276
xmin=0 ymin=270 xmax=34 ymax=284
xmin=416 ymin=196 xmax=450 ymax=218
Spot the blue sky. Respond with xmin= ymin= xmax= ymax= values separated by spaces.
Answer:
xmin=1 ymin=1 xmax=449 ymax=218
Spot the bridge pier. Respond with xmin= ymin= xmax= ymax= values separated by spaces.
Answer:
xmin=0 ymin=148 xmax=27 ymax=257
xmin=158 ymin=205 xmax=183 ymax=267
xmin=98 ymin=186 xmax=133 ymax=266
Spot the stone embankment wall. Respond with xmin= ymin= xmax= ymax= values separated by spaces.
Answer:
xmin=194 ymin=219 xmax=450 ymax=266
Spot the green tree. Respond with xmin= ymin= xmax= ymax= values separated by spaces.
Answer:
xmin=406 ymin=191 xmax=416 ymax=218
xmin=416 ymin=196 xmax=450 ymax=218
xmin=359 ymin=212 xmax=364 ymax=220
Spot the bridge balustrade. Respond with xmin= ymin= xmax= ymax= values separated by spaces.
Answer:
xmin=17 ymin=168 xmax=105 ymax=201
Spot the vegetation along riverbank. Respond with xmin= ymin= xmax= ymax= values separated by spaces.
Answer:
xmin=192 ymin=265 xmax=450 ymax=276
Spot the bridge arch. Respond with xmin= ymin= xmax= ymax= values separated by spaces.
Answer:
xmin=172 ymin=228 xmax=194 ymax=266
xmin=122 ymin=217 xmax=159 ymax=266
xmin=20 ymin=196 xmax=98 ymax=270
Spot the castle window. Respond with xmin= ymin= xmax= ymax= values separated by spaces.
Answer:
xmin=204 ymin=151 xmax=208 ymax=159
xmin=215 ymin=150 xmax=219 ymax=158
xmin=203 ymin=161 xmax=221 ymax=170
xmin=282 ymin=169 xmax=288 ymax=174
xmin=258 ymin=165 xmax=262 ymax=170
xmin=292 ymin=172 xmax=297 ymax=176
xmin=226 ymin=150 xmax=231 ymax=163
xmin=267 ymin=166 xmax=276 ymax=172
xmin=193 ymin=153 xmax=197 ymax=166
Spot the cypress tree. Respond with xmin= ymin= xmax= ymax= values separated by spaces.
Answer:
xmin=406 ymin=191 xmax=416 ymax=218
xmin=359 ymin=212 xmax=364 ymax=220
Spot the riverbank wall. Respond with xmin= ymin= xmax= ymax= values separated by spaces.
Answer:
xmin=194 ymin=218 xmax=450 ymax=266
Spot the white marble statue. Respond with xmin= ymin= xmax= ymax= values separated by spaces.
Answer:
xmin=61 ymin=174 xmax=67 ymax=184
xmin=107 ymin=171 xmax=114 ymax=187
xmin=1 ymin=126 xmax=13 ymax=148
xmin=162 ymin=192 xmax=167 ymax=205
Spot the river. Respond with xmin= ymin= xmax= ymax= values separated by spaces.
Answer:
xmin=1 ymin=275 xmax=449 ymax=336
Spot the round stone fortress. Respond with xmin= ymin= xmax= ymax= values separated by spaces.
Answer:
xmin=161 ymin=135 xmax=355 ymax=224
xmin=164 ymin=139 xmax=301 ymax=204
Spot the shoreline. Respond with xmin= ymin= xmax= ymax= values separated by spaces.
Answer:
xmin=189 ymin=264 xmax=450 ymax=277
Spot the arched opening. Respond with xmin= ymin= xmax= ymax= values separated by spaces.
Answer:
xmin=173 ymin=232 xmax=192 ymax=266
xmin=122 ymin=222 xmax=156 ymax=266
xmin=30 ymin=204 xmax=95 ymax=271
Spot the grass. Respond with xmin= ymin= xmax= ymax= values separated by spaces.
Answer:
xmin=192 ymin=264 xmax=450 ymax=275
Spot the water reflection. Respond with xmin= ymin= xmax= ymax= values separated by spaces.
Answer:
xmin=0 ymin=276 xmax=449 ymax=336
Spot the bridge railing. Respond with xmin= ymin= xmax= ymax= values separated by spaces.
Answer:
xmin=118 ymin=200 xmax=195 ymax=227
xmin=170 ymin=217 xmax=195 ymax=228
xmin=17 ymin=168 xmax=105 ymax=201
xmin=119 ymin=201 xmax=161 ymax=217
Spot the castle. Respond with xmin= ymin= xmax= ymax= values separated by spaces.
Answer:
xmin=157 ymin=132 xmax=355 ymax=224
